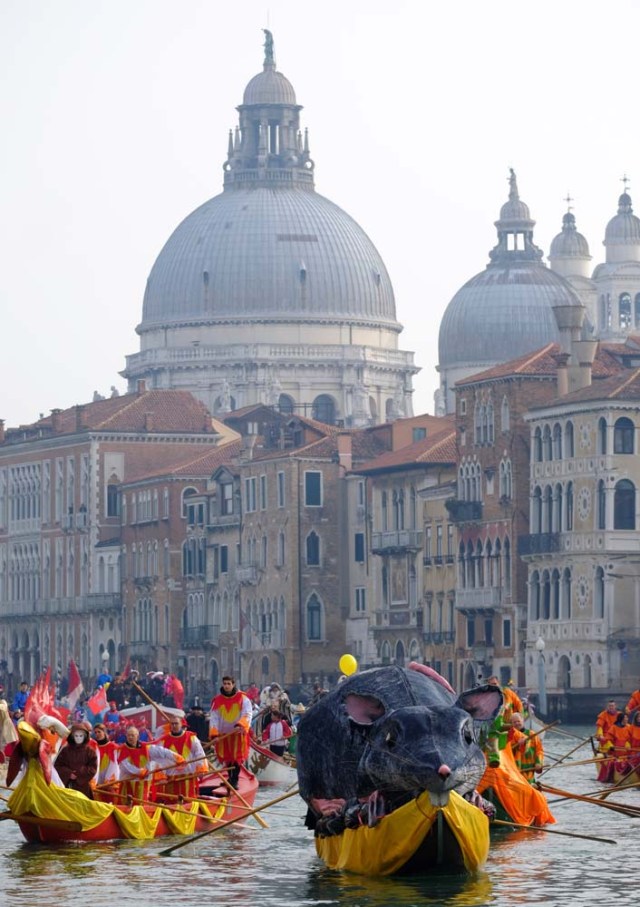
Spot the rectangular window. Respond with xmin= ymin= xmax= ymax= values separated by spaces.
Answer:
xmin=484 ymin=618 xmax=493 ymax=645
xmin=354 ymin=532 xmax=365 ymax=563
xmin=260 ymin=474 xmax=267 ymax=510
xmin=221 ymin=482 xmax=234 ymax=515
xmin=357 ymin=480 xmax=365 ymax=507
xmin=355 ymin=587 xmax=366 ymax=612
xmin=425 ymin=526 xmax=432 ymax=560
xmin=503 ymin=618 xmax=512 ymax=648
xmin=436 ymin=525 xmax=443 ymax=559
xmin=412 ymin=427 xmax=427 ymax=442
xmin=466 ymin=618 xmax=475 ymax=647
xmin=304 ymin=471 xmax=322 ymax=506
xmin=447 ymin=524 xmax=454 ymax=559
xmin=277 ymin=471 xmax=285 ymax=508
xmin=220 ymin=545 xmax=228 ymax=574
xmin=244 ymin=477 xmax=257 ymax=512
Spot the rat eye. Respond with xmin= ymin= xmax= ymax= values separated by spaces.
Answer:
xmin=385 ymin=731 xmax=397 ymax=749
xmin=462 ymin=721 xmax=474 ymax=745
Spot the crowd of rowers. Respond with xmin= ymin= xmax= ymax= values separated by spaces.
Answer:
xmin=4 ymin=676 xmax=307 ymax=808
xmin=594 ymin=684 xmax=640 ymax=782
xmin=480 ymin=675 xmax=545 ymax=782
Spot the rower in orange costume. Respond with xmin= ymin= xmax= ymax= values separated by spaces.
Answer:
xmin=209 ymin=675 xmax=252 ymax=789
xmin=117 ymin=724 xmax=183 ymax=803
xmin=155 ymin=711 xmax=208 ymax=802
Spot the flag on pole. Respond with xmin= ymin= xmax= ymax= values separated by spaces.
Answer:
xmin=120 ymin=658 xmax=131 ymax=682
xmin=86 ymin=685 xmax=108 ymax=716
xmin=66 ymin=659 xmax=84 ymax=711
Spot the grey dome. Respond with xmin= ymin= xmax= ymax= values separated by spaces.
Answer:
xmin=439 ymin=170 xmax=582 ymax=371
xmin=604 ymin=192 xmax=640 ymax=245
xmin=438 ymin=263 xmax=581 ymax=368
xmin=243 ymin=68 xmax=297 ymax=106
xmin=140 ymin=187 xmax=398 ymax=330
xmin=550 ymin=212 xmax=591 ymax=258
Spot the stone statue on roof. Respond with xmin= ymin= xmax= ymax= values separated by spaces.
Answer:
xmin=263 ymin=29 xmax=274 ymax=66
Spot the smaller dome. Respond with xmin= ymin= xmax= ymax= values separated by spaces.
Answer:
xmin=604 ymin=190 xmax=640 ymax=245
xmin=550 ymin=212 xmax=591 ymax=258
xmin=496 ymin=168 xmax=533 ymax=226
xmin=242 ymin=67 xmax=297 ymax=106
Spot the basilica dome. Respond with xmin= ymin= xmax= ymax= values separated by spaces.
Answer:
xmin=140 ymin=187 xmax=397 ymax=329
xmin=438 ymin=171 xmax=582 ymax=374
xmin=550 ymin=211 xmax=591 ymax=259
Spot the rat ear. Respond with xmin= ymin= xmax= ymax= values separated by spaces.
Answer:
xmin=344 ymin=693 xmax=385 ymax=725
xmin=456 ymin=685 xmax=503 ymax=721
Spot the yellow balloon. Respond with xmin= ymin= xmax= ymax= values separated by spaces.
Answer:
xmin=339 ymin=654 xmax=358 ymax=676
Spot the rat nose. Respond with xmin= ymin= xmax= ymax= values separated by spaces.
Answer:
xmin=438 ymin=764 xmax=452 ymax=779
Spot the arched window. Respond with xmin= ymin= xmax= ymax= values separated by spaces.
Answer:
xmin=533 ymin=427 xmax=542 ymax=462
xmin=553 ymin=483 xmax=563 ymax=533
xmin=597 ymin=480 xmax=606 ymax=530
xmin=312 ymin=394 xmax=336 ymax=425
xmin=594 ymin=566 xmax=605 ymax=619
xmin=278 ymin=394 xmax=294 ymax=415
xmin=619 ymin=292 xmax=632 ymax=330
xmin=566 ymin=482 xmax=574 ymax=531
xmin=552 ymin=423 xmax=563 ymax=460
xmin=381 ymin=492 xmax=388 ymax=531
xmin=181 ymin=487 xmax=198 ymax=518
xmin=565 ymin=421 xmax=575 ymax=458
xmin=532 ymin=487 xmax=542 ymax=533
xmin=306 ymin=531 xmax=320 ymax=566
xmin=501 ymin=396 xmax=510 ymax=433
xmin=306 ymin=593 xmax=323 ymax=640
xmin=543 ymin=485 xmax=553 ymax=534
xmin=530 ymin=570 xmax=540 ymax=621
xmin=551 ymin=569 xmax=560 ymax=619
xmin=458 ymin=542 xmax=466 ymax=589
xmin=614 ymin=417 xmax=634 ymax=454
xmin=561 ymin=568 xmax=572 ymax=619
xmin=614 ymin=479 xmax=636 ymax=529
xmin=542 ymin=570 xmax=551 ymax=620
xmin=542 ymin=424 xmax=552 ymax=461
xmin=107 ymin=483 xmax=119 ymax=518
xmin=597 ymin=417 xmax=607 ymax=455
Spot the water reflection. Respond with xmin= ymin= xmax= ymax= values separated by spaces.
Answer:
xmin=306 ymin=867 xmax=494 ymax=907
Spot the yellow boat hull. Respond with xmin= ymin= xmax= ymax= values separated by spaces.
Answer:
xmin=315 ymin=789 xmax=489 ymax=877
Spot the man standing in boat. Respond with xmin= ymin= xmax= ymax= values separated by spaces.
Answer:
xmin=209 ymin=675 xmax=252 ymax=789
xmin=117 ymin=724 xmax=184 ymax=804
xmin=155 ymin=711 xmax=208 ymax=802
xmin=91 ymin=722 xmax=120 ymax=802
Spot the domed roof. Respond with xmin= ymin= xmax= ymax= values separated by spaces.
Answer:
xmin=604 ymin=192 xmax=640 ymax=245
xmin=439 ymin=171 xmax=582 ymax=370
xmin=140 ymin=187 xmax=398 ymax=329
xmin=438 ymin=264 xmax=581 ymax=369
xmin=550 ymin=211 xmax=591 ymax=258
xmin=241 ymin=31 xmax=297 ymax=106
xmin=242 ymin=67 xmax=297 ymax=106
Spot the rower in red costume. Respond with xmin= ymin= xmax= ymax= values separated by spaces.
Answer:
xmin=117 ymin=724 xmax=184 ymax=804
xmin=209 ymin=675 xmax=252 ymax=788
xmin=155 ymin=711 xmax=208 ymax=802
xmin=91 ymin=722 xmax=120 ymax=802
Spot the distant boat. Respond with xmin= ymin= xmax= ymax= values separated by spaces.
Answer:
xmin=248 ymin=739 xmax=296 ymax=787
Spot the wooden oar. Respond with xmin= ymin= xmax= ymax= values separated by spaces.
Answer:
xmin=209 ymin=766 xmax=269 ymax=829
xmin=539 ymin=754 xmax=616 ymax=770
xmin=598 ymin=766 xmax=640 ymax=800
xmin=549 ymin=777 xmax=640 ymax=802
xmin=536 ymin=781 xmax=640 ymax=818
xmin=538 ymin=735 xmax=591 ymax=776
xmin=158 ymin=787 xmax=301 ymax=856
xmin=131 ymin=680 xmax=174 ymax=724
xmin=0 ymin=812 xmax=83 ymax=832
xmin=491 ymin=818 xmax=616 ymax=844
xmin=545 ymin=726 xmax=593 ymax=743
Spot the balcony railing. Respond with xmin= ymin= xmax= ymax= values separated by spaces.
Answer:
xmin=180 ymin=625 xmax=220 ymax=647
xmin=518 ymin=532 xmax=561 ymax=556
xmin=207 ymin=513 xmax=241 ymax=530
xmin=84 ymin=593 xmax=122 ymax=613
xmin=236 ymin=563 xmax=260 ymax=585
xmin=455 ymin=586 xmax=502 ymax=612
xmin=129 ymin=641 xmax=154 ymax=658
xmin=371 ymin=529 xmax=423 ymax=553
xmin=445 ymin=500 xmax=483 ymax=523
xmin=471 ymin=642 xmax=494 ymax=664
xmin=424 ymin=631 xmax=456 ymax=645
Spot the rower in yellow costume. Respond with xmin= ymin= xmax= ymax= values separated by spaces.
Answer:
xmin=209 ymin=675 xmax=252 ymax=788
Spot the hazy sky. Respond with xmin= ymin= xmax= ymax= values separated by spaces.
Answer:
xmin=2 ymin=0 xmax=639 ymax=426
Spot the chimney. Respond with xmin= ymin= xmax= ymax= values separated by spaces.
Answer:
xmin=552 ymin=352 xmax=570 ymax=397
xmin=50 ymin=408 xmax=63 ymax=433
xmin=0 ymin=420 xmax=5 ymax=444
xmin=572 ymin=339 xmax=598 ymax=391
xmin=75 ymin=404 xmax=88 ymax=431
xmin=137 ymin=379 xmax=147 ymax=395
xmin=337 ymin=432 xmax=353 ymax=471
xmin=143 ymin=412 xmax=154 ymax=432
xmin=552 ymin=302 xmax=585 ymax=353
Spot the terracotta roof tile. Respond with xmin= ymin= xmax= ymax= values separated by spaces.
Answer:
xmin=355 ymin=427 xmax=457 ymax=473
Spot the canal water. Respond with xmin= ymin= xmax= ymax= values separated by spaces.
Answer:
xmin=1 ymin=727 xmax=638 ymax=907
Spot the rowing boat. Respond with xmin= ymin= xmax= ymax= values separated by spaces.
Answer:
xmin=477 ymin=744 xmax=555 ymax=827
xmin=314 ymin=789 xmax=490 ymax=876
xmin=5 ymin=721 xmax=258 ymax=844
xmin=248 ymin=740 xmax=296 ymax=787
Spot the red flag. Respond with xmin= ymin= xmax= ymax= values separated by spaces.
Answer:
xmin=67 ymin=659 xmax=84 ymax=710
xmin=172 ymin=676 xmax=184 ymax=710
xmin=86 ymin=686 xmax=108 ymax=716
xmin=120 ymin=658 xmax=131 ymax=682
xmin=24 ymin=668 xmax=69 ymax=728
